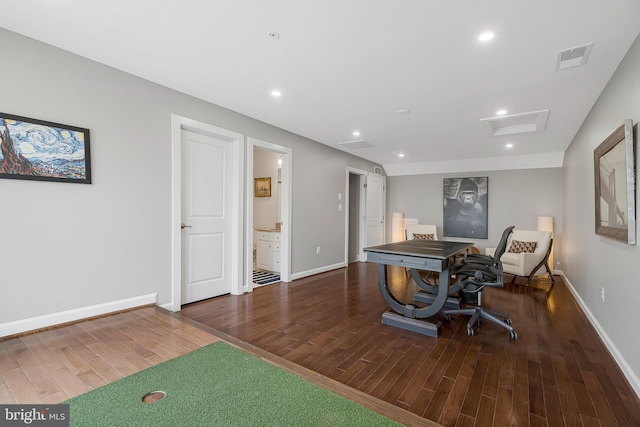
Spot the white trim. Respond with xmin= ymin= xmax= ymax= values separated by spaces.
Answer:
xmin=170 ymin=114 xmax=245 ymax=311
xmin=383 ymin=152 xmax=565 ymax=176
xmin=0 ymin=294 xmax=157 ymax=338
xmin=290 ymin=262 xmax=346 ymax=281
xmin=560 ymin=272 xmax=640 ymax=399
xmin=246 ymin=137 xmax=292 ymax=292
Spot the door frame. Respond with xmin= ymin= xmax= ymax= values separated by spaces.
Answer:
xmin=246 ymin=137 xmax=292 ymax=291
xmin=345 ymin=167 xmax=368 ymax=263
xmin=170 ymin=114 xmax=244 ymax=311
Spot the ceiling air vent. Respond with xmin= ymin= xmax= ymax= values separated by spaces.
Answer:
xmin=480 ymin=109 xmax=550 ymax=136
xmin=556 ymin=43 xmax=593 ymax=70
xmin=337 ymin=140 xmax=373 ymax=149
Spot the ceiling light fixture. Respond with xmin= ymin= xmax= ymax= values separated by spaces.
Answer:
xmin=478 ymin=32 xmax=494 ymax=42
xmin=397 ymin=109 xmax=410 ymax=115
xmin=398 ymin=153 xmax=405 ymax=158
xmin=505 ymin=143 xmax=513 ymax=148
xmin=352 ymin=131 xmax=360 ymax=136
xmin=496 ymin=109 xmax=507 ymax=115
xmin=271 ymin=90 xmax=282 ymax=97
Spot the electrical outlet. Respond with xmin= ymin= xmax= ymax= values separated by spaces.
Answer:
xmin=601 ymin=287 xmax=605 ymax=302
xmin=316 ymin=246 xmax=321 ymax=254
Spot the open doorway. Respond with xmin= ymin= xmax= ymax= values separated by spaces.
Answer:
xmin=345 ymin=167 xmax=368 ymax=263
xmin=246 ymin=138 xmax=292 ymax=292
xmin=345 ymin=167 xmax=386 ymax=264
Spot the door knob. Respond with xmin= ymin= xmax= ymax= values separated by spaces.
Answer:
xmin=181 ymin=223 xmax=192 ymax=229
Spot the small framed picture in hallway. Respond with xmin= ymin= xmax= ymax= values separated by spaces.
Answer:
xmin=254 ymin=177 xmax=271 ymax=197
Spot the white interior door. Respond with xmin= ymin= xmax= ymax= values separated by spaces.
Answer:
xmin=366 ymin=174 xmax=385 ymax=247
xmin=181 ymin=129 xmax=233 ymax=304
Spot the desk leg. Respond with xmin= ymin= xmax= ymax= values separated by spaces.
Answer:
xmin=376 ymin=264 xmax=442 ymax=337
xmin=412 ymin=267 xmax=461 ymax=310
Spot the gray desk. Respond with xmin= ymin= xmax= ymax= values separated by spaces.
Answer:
xmin=365 ymin=240 xmax=472 ymax=337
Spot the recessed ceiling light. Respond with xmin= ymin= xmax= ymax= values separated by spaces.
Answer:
xmin=268 ymin=31 xmax=280 ymax=39
xmin=398 ymin=153 xmax=405 ymax=158
xmin=271 ymin=90 xmax=282 ymax=97
xmin=353 ymin=131 xmax=360 ymax=136
xmin=478 ymin=32 xmax=495 ymax=42
xmin=505 ymin=143 xmax=513 ymax=148
xmin=397 ymin=109 xmax=411 ymax=115
xmin=496 ymin=109 xmax=507 ymax=115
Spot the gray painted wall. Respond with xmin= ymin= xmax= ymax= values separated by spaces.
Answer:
xmin=387 ymin=168 xmax=563 ymax=256
xmin=563 ymin=33 xmax=640 ymax=384
xmin=0 ymin=28 xmax=378 ymax=324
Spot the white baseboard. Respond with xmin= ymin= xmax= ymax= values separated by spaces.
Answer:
xmin=158 ymin=302 xmax=175 ymax=311
xmin=560 ymin=273 xmax=640 ymax=399
xmin=290 ymin=262 xmax=346 ymax=281
xmin=0 ymin=293 xmax=157 ymax=338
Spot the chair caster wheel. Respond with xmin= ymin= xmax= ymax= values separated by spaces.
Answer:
xmin=467 ymin=327 xmax=475 ymax=336
xmin=504 ymin=318 xmax=512 ymax=325
xmin=509 ymin=330 xmax=518 ymax=340
xmin=443 ymin=314 xmax=451 ymax=322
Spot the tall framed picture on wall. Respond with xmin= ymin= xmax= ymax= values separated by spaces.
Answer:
xmin=443 ymin=177 xmax=488 ymax=239
xmin=594 ymin=119 xmax=636 ymax=245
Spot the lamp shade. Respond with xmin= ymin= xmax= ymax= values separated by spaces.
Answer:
xmin=537 ymin=216 xmax=553 ymax=233
xmin=392 ymin=212 xmax=405 ymax=243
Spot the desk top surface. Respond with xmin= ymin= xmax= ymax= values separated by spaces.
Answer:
xmin=365 ymin=239 xmax=472 ymax=259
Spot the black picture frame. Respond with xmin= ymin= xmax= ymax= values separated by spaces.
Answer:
xmin=594 ymin=119 xmax=636 ymax=245
xmin=0 ymin=112 xmax=91 ymax=184
xmin=443 ymin=177 xmax=488 ymax=239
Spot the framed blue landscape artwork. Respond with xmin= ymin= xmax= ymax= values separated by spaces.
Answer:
xmin=0 ymin=112 xmax=91 ymax=184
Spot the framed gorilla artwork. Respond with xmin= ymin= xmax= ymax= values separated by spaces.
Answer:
xmin=443 ymin=177 xmax=488 ymax=239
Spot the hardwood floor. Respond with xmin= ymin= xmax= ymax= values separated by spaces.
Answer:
xmin=0 ymin=302 xmax=433 ymax=425
xmin=2 ymin=262 xmax=639 ymax=426
xmin=178 ymin=262 xmax=640 ymax=427
xmin=0 ymin=307 xmax=220 ymax=404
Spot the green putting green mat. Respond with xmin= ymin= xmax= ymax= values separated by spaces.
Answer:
xmin=64 ymin=341 xmax=402 ymax=426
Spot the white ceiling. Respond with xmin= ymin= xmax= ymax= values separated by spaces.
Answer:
xmin=1 ymin=1 xmax=639 ymax=176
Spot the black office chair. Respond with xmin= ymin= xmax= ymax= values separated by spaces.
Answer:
xmin=444 ymin=226 xmax=518 ymax=340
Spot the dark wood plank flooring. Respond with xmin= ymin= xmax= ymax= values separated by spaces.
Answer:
xmin=1 ymin=306 xmax=432 ymax=426
xmin=179 ymin=262 xmax=640 ymax=427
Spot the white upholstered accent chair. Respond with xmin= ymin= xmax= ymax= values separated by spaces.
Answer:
xmin=485 ymin=229 xmax=554 ymax=286
xmin=405 ymin=224 xmax=438 ymax=241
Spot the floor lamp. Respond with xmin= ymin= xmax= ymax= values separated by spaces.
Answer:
xmin=537 ymin=216 xmax=554 ymax=277
xmin=392 ymin=212 xmax=405 ymax=243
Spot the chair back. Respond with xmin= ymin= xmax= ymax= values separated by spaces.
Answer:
xmin=493 ymin=226 xmax=515 ymax=261
xmin=405 ymin=224 xmax=438 ymax=241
